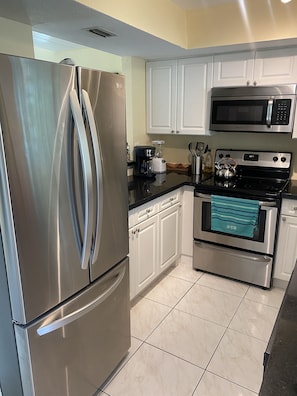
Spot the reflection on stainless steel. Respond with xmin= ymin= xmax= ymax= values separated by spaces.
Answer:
xmin=193 ymin=149 xmax=291 ymax=289
xmin=210 ymin=85 xmax=297 ymax=133
xmin=0 ymin=54 xmax=130 ymax=396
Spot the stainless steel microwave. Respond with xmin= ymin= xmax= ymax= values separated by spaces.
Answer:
xmin=210 ymin=84 xmax=297 ymax=133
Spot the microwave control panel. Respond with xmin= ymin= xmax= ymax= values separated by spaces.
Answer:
xmin=272 ymin=99 xmax=291 ymax=125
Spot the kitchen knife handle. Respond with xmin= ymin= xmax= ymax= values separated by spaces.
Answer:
xmin=81 ymin=89 xmax=103 ymax=265
xmin=69 ymin=89 xmax=93 ymax=270
xmin=37 ymin=264 xmax=126 ymax=336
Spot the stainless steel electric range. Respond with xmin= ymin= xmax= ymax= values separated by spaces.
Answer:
xmin=193 ymin=149 xmax=292 ymax=288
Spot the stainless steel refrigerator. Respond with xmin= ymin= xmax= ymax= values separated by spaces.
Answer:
xmin=0 ymin=54 xmax=130 ymax=396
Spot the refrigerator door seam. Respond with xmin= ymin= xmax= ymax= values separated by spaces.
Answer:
xmin=36 ymin=264 xmax=126 ymax=336
xmin=69 ymin=89 xmax=94 ymax=270
xmin=81 ymin=89 xmax=103 ymax=265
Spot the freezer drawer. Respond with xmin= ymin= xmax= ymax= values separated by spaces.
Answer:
xmin=14 ymin=259 xmax=130 ymax=396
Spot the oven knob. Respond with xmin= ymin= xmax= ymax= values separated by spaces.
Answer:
xmin=226 ymin=154 xmax=231 ymax=158
xmin=218 ymin=154 xmax=224 ymax=159
xmin=281 ymin=157 xmax=286 ymax=162
xmin=273 ymin=156 xmax=278 ymax=162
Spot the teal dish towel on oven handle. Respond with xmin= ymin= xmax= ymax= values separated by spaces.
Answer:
xmin=211 ymin=195 xmax=259 ymax=238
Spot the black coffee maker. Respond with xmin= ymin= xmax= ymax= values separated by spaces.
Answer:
xmin=134 ymin=146 xmax=156 ymax=178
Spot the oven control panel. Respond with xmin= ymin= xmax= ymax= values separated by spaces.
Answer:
xmin=215 ymin=150 xmax=291 ymax=169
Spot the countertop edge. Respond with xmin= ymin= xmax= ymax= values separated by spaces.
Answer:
xmin=128 ymin=179 xmax=194 ymax=210
xmin=259 ymin=262 xmax=297 ymax=395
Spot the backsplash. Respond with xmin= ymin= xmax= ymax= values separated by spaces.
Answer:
xmin=148 ymin=132 xmax=297 ymax=179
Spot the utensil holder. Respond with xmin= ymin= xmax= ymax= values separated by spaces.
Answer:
xmin=192 ymin=155 xmax=201 ymax=175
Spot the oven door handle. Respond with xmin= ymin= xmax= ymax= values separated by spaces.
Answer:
xmin=259 ymin=201 xmax=277 ymax=208
xmin=194 ymin=192 xmax=277 ymax=207
xmin=195 ymin=192 xmax=211 ymax=199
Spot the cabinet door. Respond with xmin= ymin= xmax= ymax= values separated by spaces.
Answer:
xmin=128 ymin=227 xmax=136 ymax=300
xmin=177 ymin=57 xmax=213 ymax=135
xmin=159 ymin=204 xmax=181 ymax=272
xmin=181 ymin=187 xmax=194 ymax=257
xmin=133 ymin=216 xmax=158 ymax=296
xmin=213 ymin=52 xmax=254 ymax=86
xmin=274 ymin=215 xmax=297 ymax=282
xmin=254 ymin=47 xmax=297 ymax=85
xmin=146 ymin=60 xmax=177 ymax=134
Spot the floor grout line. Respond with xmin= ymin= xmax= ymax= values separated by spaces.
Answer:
xmin=102 ymin=262 xmax=284 ymax=396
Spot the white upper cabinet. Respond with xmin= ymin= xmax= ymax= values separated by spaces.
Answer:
xmin=213 ymin=52 xmax=255 ymax=87
xmin=146 ymin=60 xmax=177 ymax=134
xmin=146 ymin=57 xmax=213 ymax=135
xmin=254 ymin=47 xmax=297 ymax=85
xmin=213 ymin=47 xmax=297 ymax=87
xmin=176 ymin=58 xmax=213 ymax=135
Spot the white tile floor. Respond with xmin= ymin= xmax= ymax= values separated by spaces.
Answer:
xmin=99 ymin=259 xmax=285 ymax=396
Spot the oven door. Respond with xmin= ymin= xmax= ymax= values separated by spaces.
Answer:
xmin=193 ymin=192 xmax=278 ymax=255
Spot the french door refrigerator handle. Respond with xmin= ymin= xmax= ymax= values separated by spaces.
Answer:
xmin=69 ymin=89 xmax=94 ymax=270
xmin=37 ymin=264 xmax=126 ymax=336
xmin=81 ymin=89 xmax=103 ymax=265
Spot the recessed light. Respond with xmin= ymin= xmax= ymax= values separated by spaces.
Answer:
xmin=281 ymin=0 xmax=292 ymax=3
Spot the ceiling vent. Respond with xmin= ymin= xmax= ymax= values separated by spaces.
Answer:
xmin=88 ymin=27 xmax=117 ymax=38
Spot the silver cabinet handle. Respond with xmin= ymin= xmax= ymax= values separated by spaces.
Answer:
xmin=37 ymin=265 xmax=126 ymax=336
xmin=81 ymin=89 xmax=103 ymax=265
xmin=69 ymin=90 xmax=93 ymax=270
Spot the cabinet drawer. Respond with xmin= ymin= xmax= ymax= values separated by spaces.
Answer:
xmin=159 ymin=191 xmax=181 ymax=210
xmin=130 ymin=202 xmax=159 ymax=226
xmin=281 ymin=199 xmax=297 ymax=217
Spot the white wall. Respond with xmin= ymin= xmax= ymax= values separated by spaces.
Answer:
xmin=122 ymin=57 xmax=148 ymax=151
xmin=0 ymin=18 xmax=34 ymax=57
xmin=34 ymin=45 xmax=122 ymax=73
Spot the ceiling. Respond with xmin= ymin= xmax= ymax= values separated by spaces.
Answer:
xmin=171 ymin=0 xmax=234 ymax=9
xmin=0 ymin=0 xmax=293 ymax=60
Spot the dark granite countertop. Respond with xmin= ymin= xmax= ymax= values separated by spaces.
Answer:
xmin=128 ymin=171 xmax=210 ymax=210
xmin=259 ymin=263 xmax=297 ymax=395
xmin=283 ymin=180 xmax=297 ymax=200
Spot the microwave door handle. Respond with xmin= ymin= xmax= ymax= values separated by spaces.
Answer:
xmin=266 ymin=98 xmax=274 ymax=127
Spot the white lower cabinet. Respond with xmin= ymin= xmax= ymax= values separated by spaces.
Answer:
xmin=274 ymin=199 xmax=297 ymax=283
xmin=159 ymin=204 xmax=181 ymax=272
xmin=129 ymin=216 xmax=158 ymax=299
xmin=180 ymin=186 xmax=194 ymax=257
xmin=129 ymin=189 xmax=182 ymax=300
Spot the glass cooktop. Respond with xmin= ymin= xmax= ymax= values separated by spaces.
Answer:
xmin=197 ymin=175 xmax=289 ymax=199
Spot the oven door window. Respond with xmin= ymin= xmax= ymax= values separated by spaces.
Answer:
xmin=201 ymin=201 xmax=265 ymax=242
